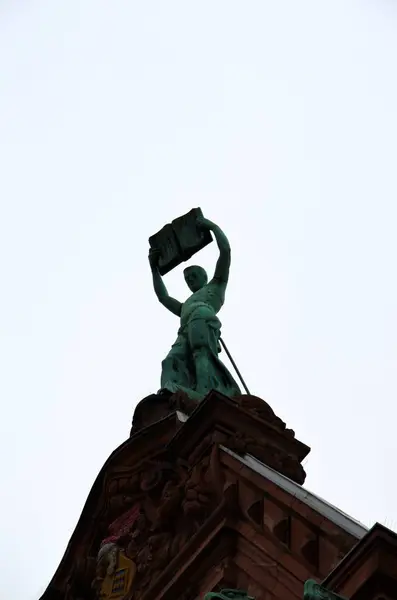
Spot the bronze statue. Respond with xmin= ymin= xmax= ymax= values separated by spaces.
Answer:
xmin=149 ymin=213 xmax=241 ymax=400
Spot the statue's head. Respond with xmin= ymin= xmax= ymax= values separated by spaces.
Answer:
xmin=183 ymin=265 xmax=208 ymax=292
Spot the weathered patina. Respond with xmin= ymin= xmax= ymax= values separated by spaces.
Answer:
xmin=149 ymin=213 xmax=240 ymax=400
xmin=304 ymin=580 xmax=348 ymax=600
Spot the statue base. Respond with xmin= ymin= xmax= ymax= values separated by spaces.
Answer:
xmin=130 ymin=388 xmax=309 ymax=485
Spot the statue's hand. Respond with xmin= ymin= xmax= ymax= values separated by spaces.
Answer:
xmin=148 ymin=247 xmax=160 ymax=269
xmin=196 ymin=216 xmax=213 ymax=231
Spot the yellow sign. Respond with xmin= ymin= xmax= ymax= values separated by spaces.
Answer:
xmin=99 ymin=551 xmax=136 ymax=600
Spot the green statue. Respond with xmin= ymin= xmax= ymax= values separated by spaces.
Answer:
xmin=304 ymin=580 xmax=348 ymax=600
xmin=149 ymin=216 xmax=241 ymax=400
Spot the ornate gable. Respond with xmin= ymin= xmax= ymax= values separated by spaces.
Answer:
xmin=40 ymin=391 xmax=366 ymax=600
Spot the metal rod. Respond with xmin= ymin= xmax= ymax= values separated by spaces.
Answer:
xmin=219 ymin=337 xmax=251 ymax=395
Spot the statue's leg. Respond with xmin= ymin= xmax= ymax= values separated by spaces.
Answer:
xmin=188 ymin=319 xmax=213 ymax=395
xmin=160 ymin=334 xmax=190 ymax=391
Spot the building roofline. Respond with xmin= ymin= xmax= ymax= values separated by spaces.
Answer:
xmin=221 ymin=446 xmax=368 ymax=540
xmin=322 ymin=521 xmax=397 ymax=588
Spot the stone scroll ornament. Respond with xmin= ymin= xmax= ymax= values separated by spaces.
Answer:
xmin=149 ymin=208 xmax=248 ymax=401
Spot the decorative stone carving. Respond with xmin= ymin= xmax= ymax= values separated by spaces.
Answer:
xmin=97 ymin=543 xmax=118 ymax=581
xmin=225 ymin=431 xmax=306 ymax=484
xmin=40 ymin=387 xmax=314 ymax=600
xmin=96 ymin=549 xmax=136 ymax=600
xmin=91 ymin=446 xmax=226 ymax=599
xmin=233 ymin=395 xmax=287 ymax=432
xmin=91 ymin=503 xmax=142 ymax=597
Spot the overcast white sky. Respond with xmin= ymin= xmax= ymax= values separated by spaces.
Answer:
xmin=1 ymin=1 xmax=397 ymax=598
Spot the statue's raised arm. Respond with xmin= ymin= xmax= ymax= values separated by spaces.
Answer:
xmin=149 ymin=248 xmax=182 ymax=317
xmin=196 ymin=217 xmax=231 ymax=284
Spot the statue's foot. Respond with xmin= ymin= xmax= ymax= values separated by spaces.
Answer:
xmin=157 ymin=387 xmax=172 ymax=397
xmin=161 ymin=381 xmax=204 ymax=402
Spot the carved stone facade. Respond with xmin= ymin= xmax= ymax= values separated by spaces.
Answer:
xmin=39 ymin=391 xmax=397 ymax=600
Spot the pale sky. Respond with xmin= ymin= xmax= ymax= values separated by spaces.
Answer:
xmin=1 ymin=1 xmax=397 ymax=599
